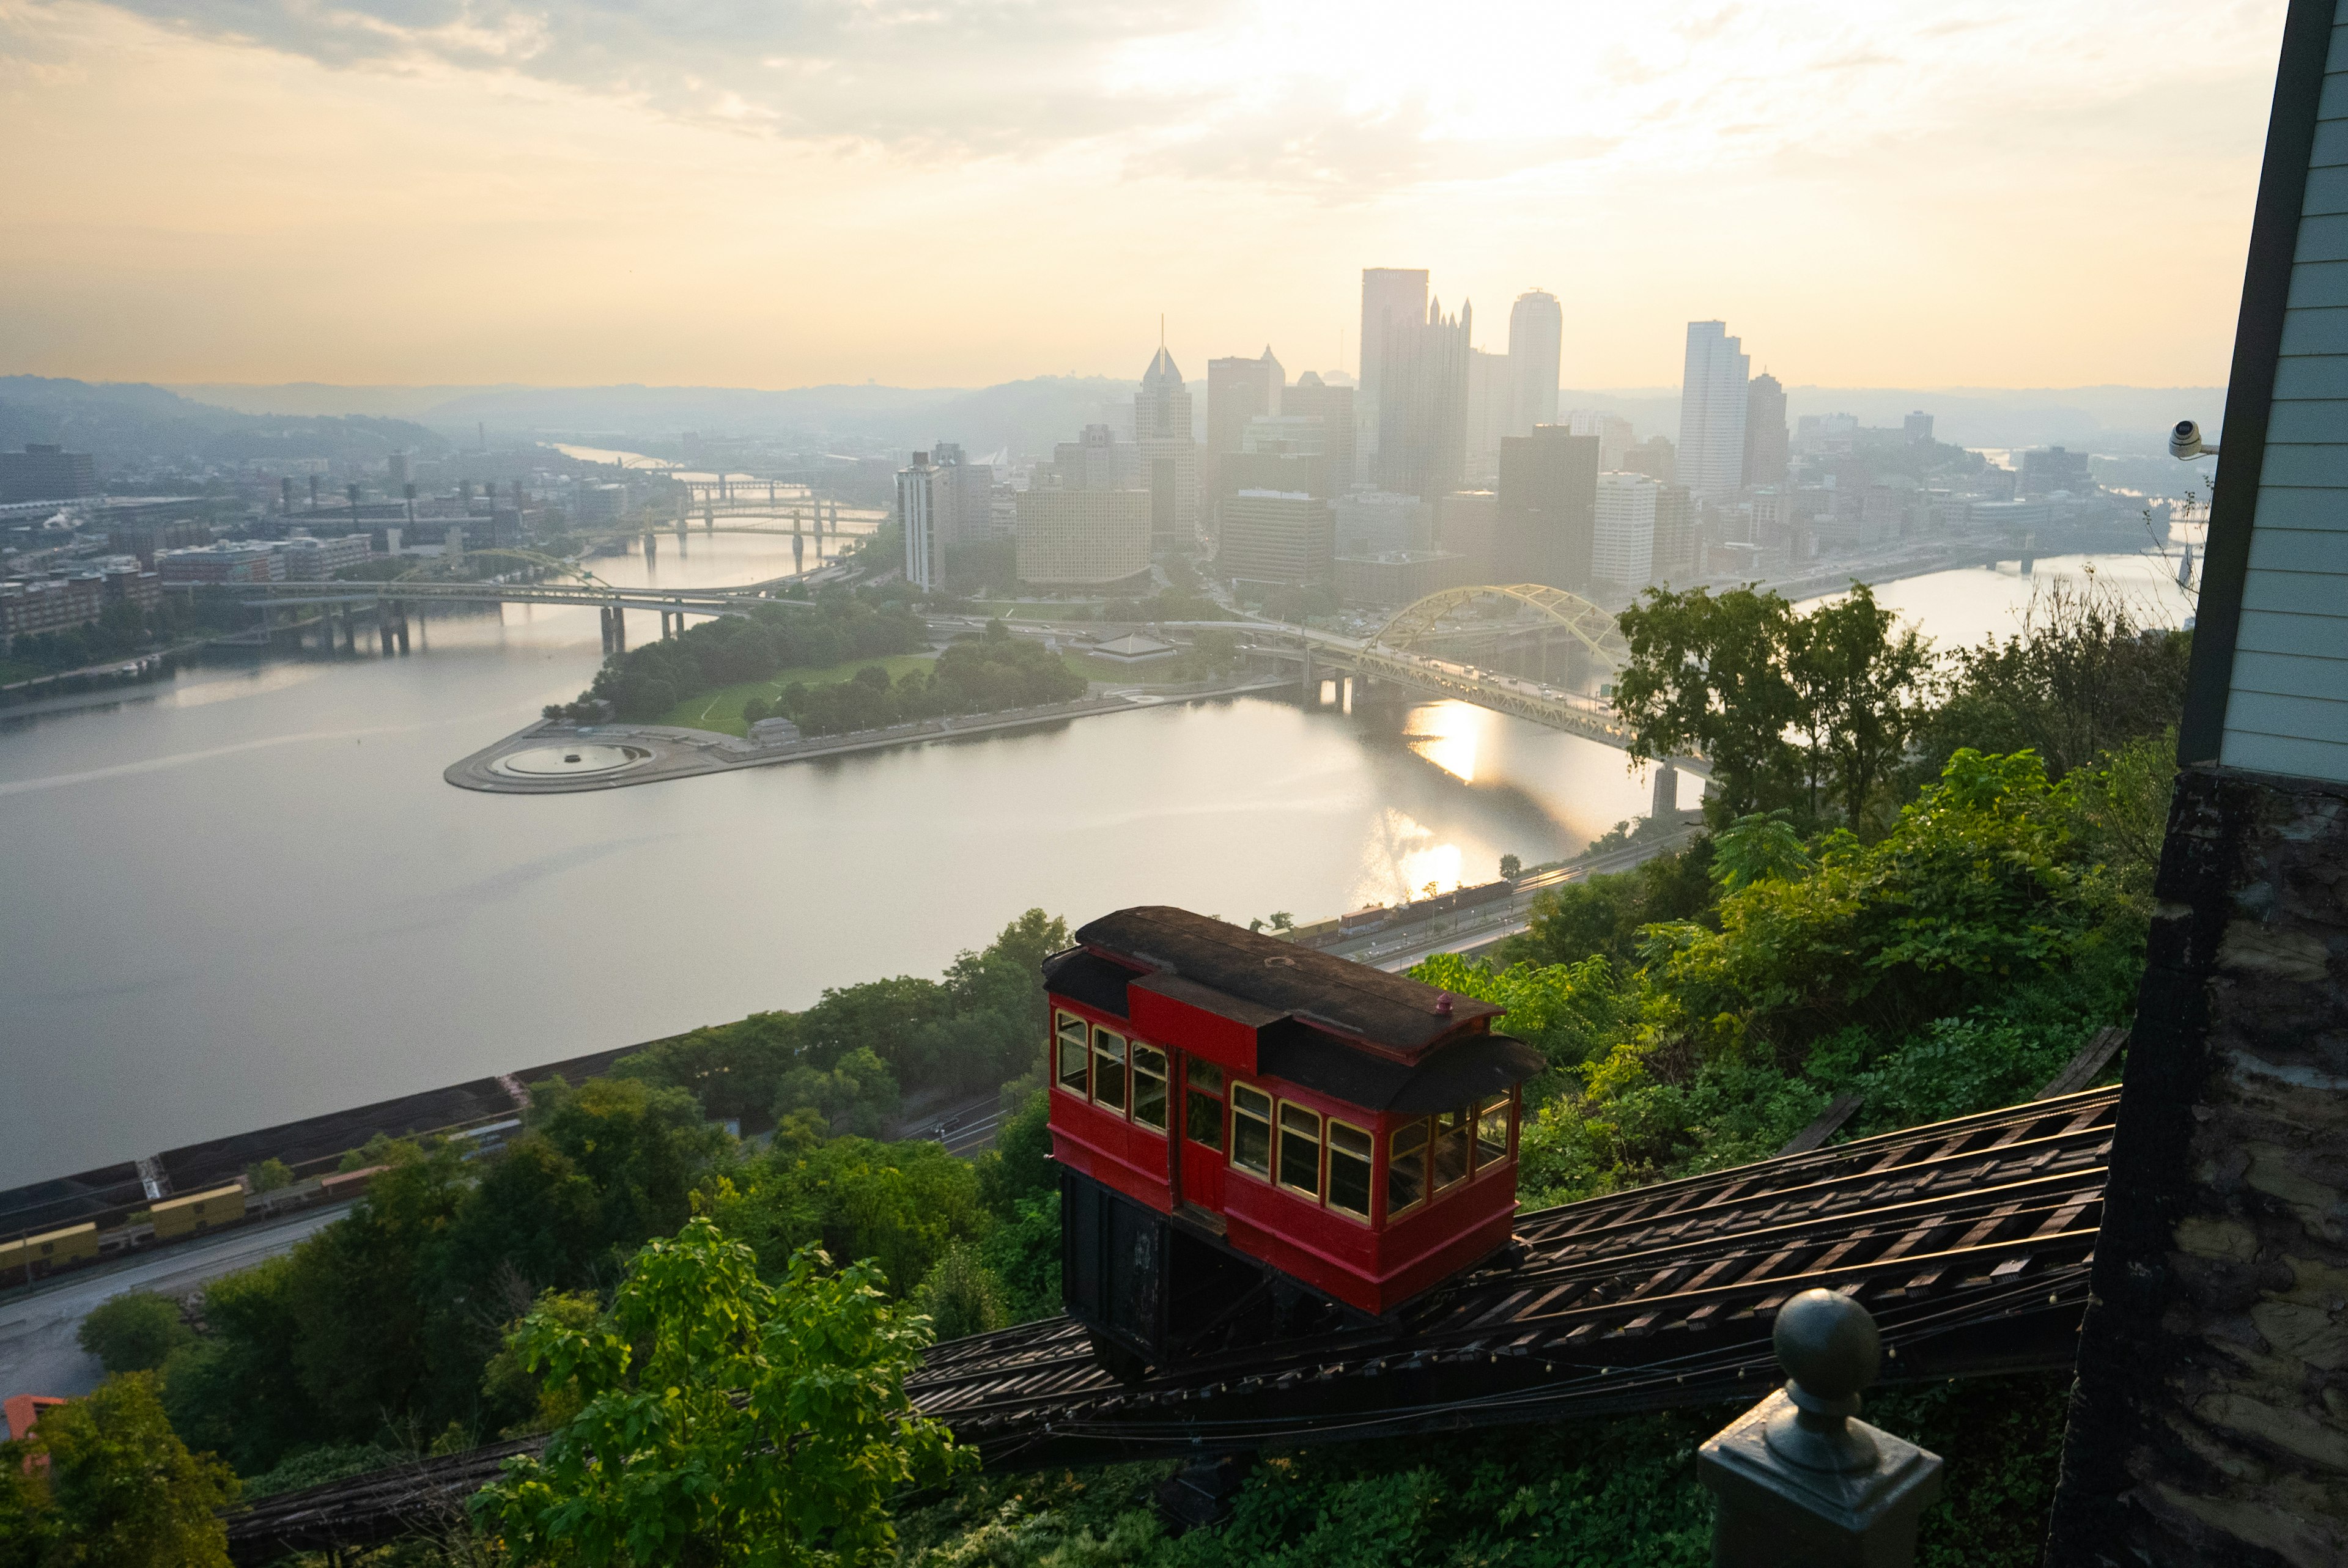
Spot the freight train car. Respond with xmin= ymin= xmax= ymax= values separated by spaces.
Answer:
xmin=1046 ymin=906 xmax=1544 ymax=1375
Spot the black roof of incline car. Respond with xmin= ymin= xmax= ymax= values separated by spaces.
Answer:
xmin=1069 ymin=905 xmax=1507 ymax=1058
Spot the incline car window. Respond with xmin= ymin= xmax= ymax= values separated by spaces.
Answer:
xmin=1131 ymin=1044 xmax=1168 ymax=1131
xmin=1055 ymin=1011 xmax=1088 ymax=1095
xmin=1231 ymin=1083 xmax=1272 ymax=1176
xmin=1433 ymin=1106 xmax=1471 ymax=1191
xmin=1092 ymin=1026 xmax=1128 ymax=1113
xmin=1327 ymin=1120 xmax=1372 ymax=1218
xmin=1388 ymin=1122 xmax=1428 ymax=1214
xmin=1278 ymin=1103 xmax=1322 ymax=1198
xmin=1185 ymin=1059 xmax=1225 ymax=1150
xmin=1474 ymin=1095 xmax=1510 ymax=1166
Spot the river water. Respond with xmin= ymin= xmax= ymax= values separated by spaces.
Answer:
xmin=0 ymin=539 xmax=2193 ymax=1188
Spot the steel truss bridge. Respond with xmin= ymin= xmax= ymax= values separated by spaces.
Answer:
xmin=223 ymin=1088 xmax=2114 ymax=1558
xmin=1191 ymin=583 xmax=1683 ymax=762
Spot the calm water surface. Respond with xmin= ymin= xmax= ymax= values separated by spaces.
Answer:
xmin=0 ymin=539 xmax=2191 ymax=1186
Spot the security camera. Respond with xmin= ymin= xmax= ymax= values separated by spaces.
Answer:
xmin=2170 ymin=419 xmax=2220 ymax=460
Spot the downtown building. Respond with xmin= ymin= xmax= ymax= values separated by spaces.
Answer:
xmin=1219 ymin=489 xmax=1335 ymax=592
xmin=1677 ymin=321 xmax=1750 ymax=499
xmin=897 ymin=451 xmax=948 ymax=591
xmin=1493 ymin=426 xmax=1601 ymax=591
xmin=1592 ymin=472 xmax=1659 ymax=598
xmin=1134 ymin=348 xmax=1199 ymax=553
xmin=1014 ymin=488 xmax=1152 ymax=588
xmin=1509 ymin=291 xmax=1563 ymax=433
xmin=1357 ymin=268 xmax=1429 ymax=465
xmin=1377 ymin=297 xmax=1472 ymax=501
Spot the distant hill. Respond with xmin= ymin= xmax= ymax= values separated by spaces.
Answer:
xmin=1 ymin=377 xmax=448 ymax=477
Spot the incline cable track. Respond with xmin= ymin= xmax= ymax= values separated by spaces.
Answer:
xmin=224 ymin=1088 xmax=2117 ymax=1558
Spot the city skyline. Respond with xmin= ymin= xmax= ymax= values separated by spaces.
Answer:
xmin=0 ymin=1 xmax=2289 ymax=389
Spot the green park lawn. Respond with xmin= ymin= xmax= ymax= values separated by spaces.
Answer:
xmin=0 ymin=658 xmax=45 ymax=686
xmin=654 ymin=653 xmax=936 ymax=737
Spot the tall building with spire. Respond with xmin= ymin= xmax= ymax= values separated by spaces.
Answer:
xmin=1508 ymin=290 xmax=1563 ymax=433
xmin=1677 ymin=321 xmax=1750 ymax=498
xmin=1135 ymin=345 xmax=1198 ymax=552
xmin=1377 ymin=296 xmax=1472 ymax=501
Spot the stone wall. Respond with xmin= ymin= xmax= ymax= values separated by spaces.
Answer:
xmin=2046 ymin=767 xmax=2348 ymax=1567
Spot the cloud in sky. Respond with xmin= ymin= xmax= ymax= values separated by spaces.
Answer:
xmin=0 ymin=0 xmax=2298 ymax=387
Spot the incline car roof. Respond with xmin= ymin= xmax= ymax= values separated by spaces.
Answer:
xmin=1071 ymin=905 xmax=1504 ymax=1056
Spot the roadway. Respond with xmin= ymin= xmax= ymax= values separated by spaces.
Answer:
xmin=0 ymin=1204 xmax=355 ymax=1423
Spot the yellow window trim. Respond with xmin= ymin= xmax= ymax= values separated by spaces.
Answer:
xmin=1275 ymin=1099 xmax=1324 ymax=1199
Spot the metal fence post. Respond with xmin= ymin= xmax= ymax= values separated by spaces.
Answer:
xmin=1697 ymin=1288 xmax=1943 ymax=1567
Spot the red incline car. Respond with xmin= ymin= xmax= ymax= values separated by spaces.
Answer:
xmin=1044 ymin=906 xmax=1545 ymax=1374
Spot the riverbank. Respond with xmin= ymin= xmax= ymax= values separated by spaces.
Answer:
xmin=443 ymin=676 xmax=1298 ymax=793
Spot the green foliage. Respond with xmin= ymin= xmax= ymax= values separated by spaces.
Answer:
xmin=76 ymin=1292 xmax=192 ymax=1375
xmin=563 ymin=589 xmax=926 ymax=723
xmin=1494 ymin=837 xmax=1716 ymax=971
xmin=978 ymin=1194 xmax=1063 ymax=1327
xmin=244 ymin=1157 xmax=294 ymax=1193
xmin=1707 ymin=810 xmax=1813 ymax=893
xmin=910 ymin=1239 xmax=1008 ymax=1342
xmin=717 ymin=1136 xmax=990 ymax=1303
xmin=1499 ymin=853 xmax=1523 ymax=881
xmin=775 ymin=1046 xmax=900 ymax=1138
xmin=1614 ymin=583 xmax=1935 ymax=828
xmin=976 ymin=1089 xmax=1055 ymax=1218
xmin=0 ymin=1374 xmax=240 ymax=1568
xmin=1409 ymin=952 xmax=1641 ymax=1080
xmin=473 ymin=1218 xmax=968 ymax=1566
xmin=776 ymin=634 xmax=1086 ymax=737
xmin=1911 ymin=575 xmax=2190 ymax=786
xmin=474 ymin=1287 xmax=607 ymax=1441
xmin=619 ymin=910 xmax=1070 ymax=1124
xmin=239 ymin=1443 xmax=397 ymax=1501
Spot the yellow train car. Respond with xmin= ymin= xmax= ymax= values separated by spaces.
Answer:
xmin=0 ymin=1222 xmax=100 ymax=1278
xmin=149 ymin=1184 xmax=247 ymax=1242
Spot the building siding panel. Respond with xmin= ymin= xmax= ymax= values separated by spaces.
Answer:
xmin=2219 ymin=728 xmax=2348 ymax=780
xmin=2331 ymin=21 xmax=2348 ymax=75
xmin=2281 ymin=305 xmax=2348 ymax=354
xmin=2273 ymin=353 xmax=2348 ymax=399
xmin=2250 ymin=525 xmax=2348 ymax=572
xmin=2232 ymin=648 xmax=2348 ymax=699
xmin=2241 ymin=565 xmax=2348 ymax=614
xmin=2296 ymin=212 xmax=2348 ymax=260
xmin=2226 ymin=690 xmax=2348 ymax=745
xmin=2261 ymin=398 xmax=2348 ymax=440
xmin=2237 ymin=607 xmax=2348 ymax=657
xmin=2320 ymin=67 xmax=2348 ymax=120
xmin=2306 ymin=167 xmax=2348 ymax=219
xmin=2286 ymin=257 xmax=2348 ymax=305
xmin=2256 ymin=438 xmax=2348 ymax=486
xmin=2311 ymin=117 xmax=2348 ymax=166
xmin=2238 ymin=485 xmax=2348 ymax=531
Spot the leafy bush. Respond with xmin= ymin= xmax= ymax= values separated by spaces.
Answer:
xmin=76 ymin=1292 xmax=191 ymax=1375
xmin=0 ymin=1373 xmax=240 ymax=1567
xmin=912 ymin=1239 xmax=1009 ymax=1342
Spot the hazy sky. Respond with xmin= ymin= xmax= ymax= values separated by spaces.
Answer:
xmin=0 ymin=1 xmax=2292 ymax=389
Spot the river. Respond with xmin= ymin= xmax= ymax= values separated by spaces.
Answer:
xmin=0 ymin=538 xmax=2193 ymax=1188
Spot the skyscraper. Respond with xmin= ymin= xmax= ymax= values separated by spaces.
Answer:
xmin=1206 ymin=348 xmax=1283 ymax=498
xmin=1377 ymin=297 xmax=1472 ymax=501
xmin=1677 ymin=322 xmax=1751 ymax=498
xmin=1359 ymin=268 xmax=1429 ymax=460
xmin=1592 ymin=471 xmax=1659 ymax=595
xmin=1494 ymin=427 xmax=1600 ymax=591
xmin=1743 ymin=372 xmax=1789 ymax=491
xmin=1508 ymin=291 xmax=1562 ymax=432
xmin=1135 ymin=347 xmax=1198 ymax=552
xmin=1466 ymin=347 xmax=1513 ymax=482
xmin=1283 ymin=372 xmax=1356 ymax=492
xmin=897 ymin=451 xmax=945 ymax=591
xmin=1219 ymin=489 xmax=1335 ymax=591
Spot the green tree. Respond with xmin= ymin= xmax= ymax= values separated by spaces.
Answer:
xmin=473 ymin=1218 xmax=967 ymax=1566
xmin=0 ymin=1374 xmax=239 ymax=1568
xmin=1612 ymin=585 xmax=1798 ymax=817
xmin=1785 ymin=583 xmax=1933 ymax=830
xmin=243 ymin=1157 xmax=293 ymax=1193
xmin=1498 ymin=853 xmax=1523 ymax=881
xmin=76 ymin=1293 xmax=193 ymax=1375
xmin=909 ymin=1239 xmax=1007 ymax=1342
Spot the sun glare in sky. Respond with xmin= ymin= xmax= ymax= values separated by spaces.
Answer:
xmin=0 ymin=0 xmax=2291 ymax=387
